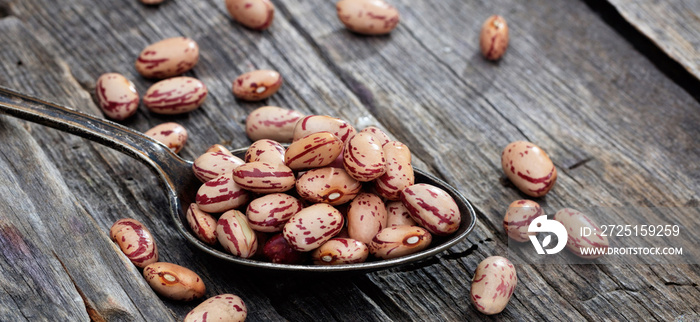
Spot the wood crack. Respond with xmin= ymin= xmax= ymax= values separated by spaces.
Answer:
xmin=52 ymin=251 xmax=106 ymax=322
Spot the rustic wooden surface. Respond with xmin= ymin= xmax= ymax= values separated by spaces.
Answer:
xmin=0 ymin=0 xmax=698 ymax=321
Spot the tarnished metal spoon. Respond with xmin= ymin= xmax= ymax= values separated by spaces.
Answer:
xmin=0 ymin=85 xmax=476 ymax=273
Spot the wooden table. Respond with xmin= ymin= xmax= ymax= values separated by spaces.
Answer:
xmin=0 ymin=0 xmax=698 ymax=320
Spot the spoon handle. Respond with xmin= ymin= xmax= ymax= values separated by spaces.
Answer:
xmin=0 ymin=85 xmax=192 ymax=184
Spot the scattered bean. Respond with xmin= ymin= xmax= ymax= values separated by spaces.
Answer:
xmin=400 ymin=183 xmax=461 ymax=236
xmin=369 ymin=225 xmax=431 ymax=259
xmin=95 ymin=73 xmax=139 ymax=120
xmin=336 ymin=0 xmax=400 ymax=35
xmin=184 ymin=294 xmax=247 ymax=322
xmin=232 ymin=69 xmax=282 ymax=101
xmin=480 ymin=15 xmax=509 ymax=61
xmin=283 ymin=203 xmax=344 ymax=252
xmin=143 ymin=262 xmax=206 ymax=301
xmin=503 ymin=200 xmax=541 ymax=242
xmin=470 ymin=256 xmax=517 ymax=315
xmin=312 ymin=238 xmax=369 ymax=265
xmin=225 ymin=0 xmax=275 ymax=30
xmin=295 ymin=167 xmax=361 ymax=205
xmin=245 ymin=106 xmax=304 ymax=143
xmin=135 ymin=37 xmax=199 ymax=79
xmin=554 ymin=208 xmax=609 ymax=259
xmin=186 ymin=203 xmax=218 ymax=245
xmin=216 ymin=210 xmax=258 ymax=258
xmin=246 ymin=193 xmax=303 ymax=232
xmin=143 ymin=76 xmax=207 ymax=115
xmin=501 ymin=141 xmax=557 ymax=197
xmin=285 ymin=132 xmax=344 ymax=170
xmin=110 ymin=218 xmax=158 ymax=268
xmin=145 ymin=122 xmax=188 ymax=153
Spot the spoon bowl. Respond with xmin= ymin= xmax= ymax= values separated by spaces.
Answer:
xmin=0 ymin=86 xmax=476 ymax=273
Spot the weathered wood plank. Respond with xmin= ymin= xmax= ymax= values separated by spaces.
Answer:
xmin=605 ymin=0 xmax=700 ymax=81
xmin=0 ymin=0 xmax=697 ymax=320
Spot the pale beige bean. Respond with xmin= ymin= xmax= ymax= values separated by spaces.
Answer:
xmin=143 ymin=77 xmax=207 ymax=115
xmin=295 ymin=167 xmax=361 ymax=205
xmin=196 ymin=172 xmax=249 ymax=213
xmin=192 ymin=151 xmax=245 ymax=182
xmin=347 ymin=193 xmax=387 ymax=244
xmin=480 ymin=15 xmax=509 ymax=61
xmin=232 ymin=70 xmax=282 ymax=101
xmin=216 ymin=210 xmax=258 ymax=258
xmin=312 ymin=238 xmax=369 ymax=265
xmin=184 ymin=294 xmax=247 ymax=322
xmin=95 ymin=73 xmax=139 ymax=120
xmin=145 ymin=122 xmax=188 ymax=153
xmin=225 ymin=0 xmax=275 ymax=30
xmin=186 ymin=203 xmax=218 ymax=245
xmin=245 ymin=139 xmax=286 ymax=165
xmin=293 ymin=115 xmax=357 ymax=143
xmin=283 ymin=203 xmax=344 ymax=252
xmin=554 ymin=208 xmax=609 ymax=259
xmin=143 ymin=262 xmax=206 ymax=301
xmin=400 ymin=183 xmax=461 ymax=236
xmin=246 ymin=193 xmax=303 ymax=232
xmin=503 ymin=200 xmax=541 ymax=242
xmin=386 ymin=201 xmax=416 ymax=227
xmin=110 ymin=218 xmax=158 ymax=268
xmin=135 ymin=37 xmax=199 ymax=79
xmin=206 ymin=144 xmax=234 ymax=156
xmin=246 ymin=106 xmax=304 ymax=143
xmin=336 ymin=0 xmax=400 ymax=35
xmin=501 ymin=141 xmax=557 ymax=197
xmin=369 ymin=226 xmax=431 ymax=259
xmin=343 ymin=132 xmax=386 ymax=182
xmin=375 ymin=141 xmax=413 ymax=200
xmin=285 ymin=132 xmax=344 ymax=170
xmin=470 ymin=256 xmax=517 ymax=315
xmin=232 ymin=162 xmax=295 ymax=193
xmin=359 ymin=126 xmax=391 ymax=147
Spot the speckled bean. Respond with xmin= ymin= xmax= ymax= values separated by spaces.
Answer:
xmin=110 ymin=218 xmax=158 ymax=268
xmin=312 ymin=238 xmax=369 ymax=265
xmin=295 ymin=167 xmax=362 ymax=205
xmin=285 ymin=132 xmax=344 ymax=170
xmin=196 ymin=172 xmax=249 ymax=213
xmin=135 ymin=37 xmax=199 ymax=79
xmin=501 ymin=141 xmax=557 ymax=197
xmin=245 ymin=139 xmax=286 ymax=165
xmin=347 ymin=192 xmax=387 ymax=244
xmin=470 ymin=256 xmax=517 ymax=315
xmin=186 ymin=203 xmax=218 ymax=245
xmin=293 ymin=115 xmax=357 ymax=143
xmin=386 ymin=201 xmax=416 ymax=227
xmin=143 ymin=77 xmax=207 ymax=114
xmin=145 ymin=122 xmax=188 ymax=153
xmin=283 ymin=203 xmax=344 ymax=252
xmin=375 ymin=141 xmax=413 ymax=200
xmin=95 ymin=73 xmax=139 ymax=120
xmin=192 ymin=151 xmax=245 ymax=182
xmin=554 ymin=208 xmax=609 ymax=259
xmin=343 ymin=132 xmax=386 ymax=182
xmin=503 ymin=200 xmax=541 ymax=242
xmin=216 ymin=210 xmax=258 ymax=258
xmin=400 ymin=183 xmax=461 ymax=236
xmin=359 ymin=126 xmax=391 ymax=147
xmin=480 ymin=15 xmax=509 ymax=61
xmin=246 ymin=193 xmax=303 ymax=232
xmin=225 ymin=0 xmax=275 ymax=30
xmin=336 ymin=0 xmax=400 ymax=35
xmin=369 ymin=225 xmax=431 ymax=259
xmin=143 ymin=262 xmax=206 ymax=301
xmin=232 ymin=70 xmax=282 ymax=101
xmin=206 ymin=144 xmax=234 ymax=156
xmin=184 ymin=294 xmax=247 ymax=322
xmin=232 ymin=162 xmax=295 ymax=193
xmin=262 ymin=233 xmax=308 ymax=264
xmin=246 ymin=106 xmax=304 ymax=143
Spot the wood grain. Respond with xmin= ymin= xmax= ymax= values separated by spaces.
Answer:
xmin=0 ymin=0 xmax=697 ymax=320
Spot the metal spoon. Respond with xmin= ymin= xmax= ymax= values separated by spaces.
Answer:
xmin=0 ymin=85 xmax=476 ymax=273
